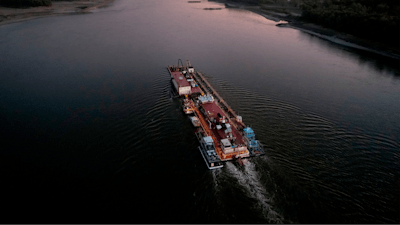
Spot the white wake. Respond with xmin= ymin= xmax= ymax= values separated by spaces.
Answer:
xmin=225 ymin=160 xmax=283 ymax=223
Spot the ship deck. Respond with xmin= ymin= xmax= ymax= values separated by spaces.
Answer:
xmin=191 ymin=86 xmax=202 ymax=94
xmin=201 ymin=102 xmax=245 ymax=145
xmin=168 ymin=62 xmax=264 ymax=168
xmin=171 ymin=71 xmax=190 ymax=87
xmin=170 ymin=69 xmax=203 ymax=94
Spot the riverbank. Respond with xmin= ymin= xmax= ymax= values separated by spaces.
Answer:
xmin=2 ymin=0 xmax=400 ymax=60
xmin=218 ymin=0 xmax=400 ymax=60
xmin=0 ymin=0 xmax=115 ymax=26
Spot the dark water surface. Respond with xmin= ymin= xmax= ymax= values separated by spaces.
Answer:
xmin=1 ymin=0 xmax=399 ymax=223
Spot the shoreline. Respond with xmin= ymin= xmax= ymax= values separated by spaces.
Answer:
xmin=220 ymin=0 xmax=400 ymax=60
xmin=0 ymin=0 xmax=115 ymax=26
xmin=2 ymin=0 xmax=400 ymax=60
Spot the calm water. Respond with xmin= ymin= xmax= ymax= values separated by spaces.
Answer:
xmin=1 ymin=0 xmax=399 ymax=223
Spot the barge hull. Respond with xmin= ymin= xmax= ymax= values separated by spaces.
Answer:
xmin=167 ymin=61 xmax=265 ymax=169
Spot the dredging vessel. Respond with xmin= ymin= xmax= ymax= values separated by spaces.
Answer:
xmin=167 ymin=59 xmax=264 ymax=169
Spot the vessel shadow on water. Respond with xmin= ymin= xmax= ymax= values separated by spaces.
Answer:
xmin=167 ymin=59 xmax=264 ymax=169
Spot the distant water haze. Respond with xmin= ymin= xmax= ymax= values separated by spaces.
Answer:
xmin=0 ymin=0 xmax=399 ymax=223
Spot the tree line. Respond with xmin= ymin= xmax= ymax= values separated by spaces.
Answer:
xmin=0 ymin=0 xmax=80 ymax=7
xmin=0 ymin=0 xmax=52 ymax=7
xmin=225 ymin=0 xmax=400 ymax=47
xmin=300 ymin=0 xmax=400 ymax=46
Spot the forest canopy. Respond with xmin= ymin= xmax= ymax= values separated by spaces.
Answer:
xmin=300 ymin=0 xmax=400 ymax=45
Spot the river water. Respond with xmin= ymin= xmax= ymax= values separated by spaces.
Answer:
xmin=1 ymin=0 xmax=399 ymax=223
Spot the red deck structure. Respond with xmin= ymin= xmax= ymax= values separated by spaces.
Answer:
xmin=200 ymin=102 xmax=245 ymax=145
xmin=191 ymin=86 xmax=202 ymax=94
xmin=171 ymin=71 xmax=190 ymax=87
xmin=170 ymin=70 xmax=202 ymax=95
